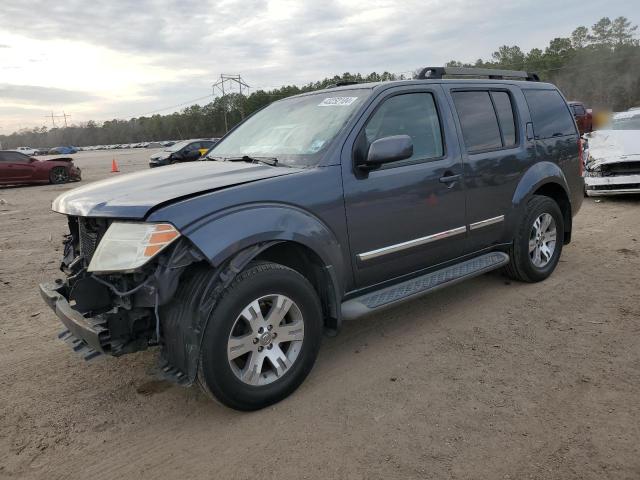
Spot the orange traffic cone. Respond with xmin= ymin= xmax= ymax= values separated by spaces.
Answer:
xmin=111 ymin=159 xmax=120 ymax=173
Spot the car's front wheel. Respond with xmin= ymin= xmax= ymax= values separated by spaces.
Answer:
xmin=197 ymin=262 xmax=323 ymax=410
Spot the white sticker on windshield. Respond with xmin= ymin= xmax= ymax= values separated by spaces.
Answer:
xmin=318 ymin=97 xmax=358 ymax=107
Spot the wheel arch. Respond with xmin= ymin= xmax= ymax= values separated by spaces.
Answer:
xmin=512 ymin=161 xmax=573 ymax=244
xmin=253 ymin=241 xmax=341 ymax=333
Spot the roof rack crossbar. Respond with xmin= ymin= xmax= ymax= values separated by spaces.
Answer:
xmin=417 ymin=67 xmax=539 ymax=82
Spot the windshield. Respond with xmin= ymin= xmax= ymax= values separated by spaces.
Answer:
xmin=609 ymin=113 xmax=640 ymax=130
xmin=207 ymin=90 xmax=369 ymax=167
xmin=165 ymin=140 xmax=191 ymax=152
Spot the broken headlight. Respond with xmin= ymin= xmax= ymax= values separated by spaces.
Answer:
xmin=87 ymin=222 xmax=180 ymax=273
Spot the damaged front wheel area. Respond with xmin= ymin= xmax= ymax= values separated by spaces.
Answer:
xmin=193 ymin=261 xmax=323 ymax=411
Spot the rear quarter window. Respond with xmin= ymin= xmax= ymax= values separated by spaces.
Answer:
xmin=524 ymin=89 xmax=576 ymax=139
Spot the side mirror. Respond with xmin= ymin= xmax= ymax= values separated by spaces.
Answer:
xmin=362 ymin=135 xmax=413 ymax=169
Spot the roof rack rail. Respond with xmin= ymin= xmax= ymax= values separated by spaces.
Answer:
xmin=417 ymin=67 xmax=539 ymax=82
xmin=326 ymin=80 xmax=360 ymax=89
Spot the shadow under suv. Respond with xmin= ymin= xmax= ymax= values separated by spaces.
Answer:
xmin=40 ymin=67 xmax=583 ymax=410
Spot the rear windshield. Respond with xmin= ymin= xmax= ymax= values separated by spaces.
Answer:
xmin=524 ymin=89 xmax=576 ymax=139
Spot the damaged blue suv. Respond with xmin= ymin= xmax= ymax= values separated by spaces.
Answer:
xmin=40 ymin=67 xmax=583 ymax=410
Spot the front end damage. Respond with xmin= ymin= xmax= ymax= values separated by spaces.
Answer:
xmin=39 ymin=216 xmax=204 ymax=381
xmin=584 ymin=130 xmax=640 ymax=196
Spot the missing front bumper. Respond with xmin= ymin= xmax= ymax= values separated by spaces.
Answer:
xmin=39 ymin=281 xmax=110 ymax=360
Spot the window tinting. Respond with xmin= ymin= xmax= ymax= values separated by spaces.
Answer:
xmin=572 ymin=104 xmax=586 ymax=116
xmin=1 ymin=151 xmax=29 ymax=162
xmin=524 ymin=89 xmax=576 ymax=138
xmin=364 ymin=93 xmax=443 ymax=162
xmin=452 ymin=91 xmax=502 ymax=152
xmin=491 ymin=91 xmax=517 ymax=147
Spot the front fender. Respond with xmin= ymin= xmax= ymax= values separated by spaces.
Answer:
xmin=181 ymin=202 xmax=346 ymax=294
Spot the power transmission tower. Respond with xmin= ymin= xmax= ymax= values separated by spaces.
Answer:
xmin=212 ymin=74 xmax=250 ymax=133
xmin=46 ymin=112 xmax=57 ymax=128
xmin=44 ymin=112 xmax=71 ymax=128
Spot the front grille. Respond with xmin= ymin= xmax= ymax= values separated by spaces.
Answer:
xmin=592 ymin=183 xmax=640 ymax=190
xmin=79 ymin=222 xmax=98 ymax=261
xmin=600 ymin=162 xmax=640 ymax=176
xmin=76 ymin=218 xmax=108 ymax=264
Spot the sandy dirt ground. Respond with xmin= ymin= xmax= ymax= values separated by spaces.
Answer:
xmin=1 ymin=149 xmax=639 ymax=480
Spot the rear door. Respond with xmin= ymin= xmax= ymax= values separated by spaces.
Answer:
xmin=342 ymin=85 xmax=467 ymax=288
xmin=445 ymin=85 xmax=532 ymax=254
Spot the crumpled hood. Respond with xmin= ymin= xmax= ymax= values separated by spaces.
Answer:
xmin=586 ymin=130 xmax=640 ymax=169
xmin=52 ymin=161 xmax=301 ymax=218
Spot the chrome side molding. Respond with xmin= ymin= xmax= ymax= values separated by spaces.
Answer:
xmin=357 ymin=226 xmax=467 ymax=261
xmin=357 ymin=215 xmax=505 ymax=262
xmin=469 ymin=215 xmax=505 ymax=231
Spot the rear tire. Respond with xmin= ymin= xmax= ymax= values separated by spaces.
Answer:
xmin=504 ymin=195 xmax=564 ymax=283
xmin=49 ymin=166 xmax=69 ymax=184
xmin=197 ymin=262 xmax=323 ymax=411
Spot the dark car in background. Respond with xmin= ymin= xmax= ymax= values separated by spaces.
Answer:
xmin=568 ymin=101 xmax=593 ymax=135
xmin=40 ymin=67 xmax=582 ymax=411
xmin=0 ymin=151 xmax=81 ymax=185
xmin=148 ymin=139 xmax=217 ymax=167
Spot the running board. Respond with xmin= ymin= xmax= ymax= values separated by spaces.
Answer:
xmin=341 ymin=252 xmax=509 ymax=321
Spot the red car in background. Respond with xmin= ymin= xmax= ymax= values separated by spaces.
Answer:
xmin=0 ymin=151 xmax=81 ymax=186
xmin=568 ymin=101 xmax=593 ymax=135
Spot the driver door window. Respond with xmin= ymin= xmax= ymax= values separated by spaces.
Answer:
xmin=363 ymin=93 xmax=444 ymax=166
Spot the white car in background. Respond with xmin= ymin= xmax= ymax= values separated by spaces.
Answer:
xmin=12 ymin=146 xmax=38 ymax=156
xmin=584 ymin=110 xmax=640 ymax=196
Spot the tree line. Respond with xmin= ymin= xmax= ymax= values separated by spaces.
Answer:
xmin=1 ymin=16 xmax=637 ymax=149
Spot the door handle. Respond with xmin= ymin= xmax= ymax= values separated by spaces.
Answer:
xmin=439 ymin=173 xmax=461 ymax=185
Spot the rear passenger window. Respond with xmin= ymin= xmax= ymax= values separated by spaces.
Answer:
xmin=491 ymin=92 xmax=517 ymax=147
xmin=364 ymin=93 xmax=443 ymax=163
xmin=452 ymin=92 xmax=502 ymax=152
xmin=2 ymin=152 xmax=29 ymax=162
xmin=524 ymin=90 xmax=576 ymax=138
xmin=572 ymin=104 xmax=586 ymax=116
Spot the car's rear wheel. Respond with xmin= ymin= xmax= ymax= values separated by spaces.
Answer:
xmin=49 ymin=166 xmax=69 ymax=184
xmin=197 ymin=262 xmax=323 ymax=411
xmin=504 ymin=195 xmax=564 ymax=282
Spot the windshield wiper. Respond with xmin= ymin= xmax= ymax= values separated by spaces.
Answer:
xmin=204 ymin=155 xmax=282 ymax=167
xmin=229 ymin=155 xmax=279 ymax=166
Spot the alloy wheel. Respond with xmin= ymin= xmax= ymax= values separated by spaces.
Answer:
xmin=529 ymin=213 xmax=557 ymax=268
xmin=227 ymin=294 xmax=305 ymax=386
xmin=52 ymin=168 xmax=68 ymax=183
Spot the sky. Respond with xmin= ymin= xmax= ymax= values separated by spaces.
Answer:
xmin=0 ymin=0 xmax=636 ymax=134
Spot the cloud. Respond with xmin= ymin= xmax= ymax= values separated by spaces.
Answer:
xmin=0 ymin=84 xmax=98 ymax=104
xmin=0 ymin=0 xmax=637 ymax=132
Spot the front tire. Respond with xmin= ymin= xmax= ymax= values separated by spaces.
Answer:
xmin=504 ymin=195 xmax=564 ymax=283
xmin=198 ymin=262 xmax=323 ymax=411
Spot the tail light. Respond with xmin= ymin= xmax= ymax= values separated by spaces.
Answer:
xmin=578 ymin=138 xmax=584 ymax=176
